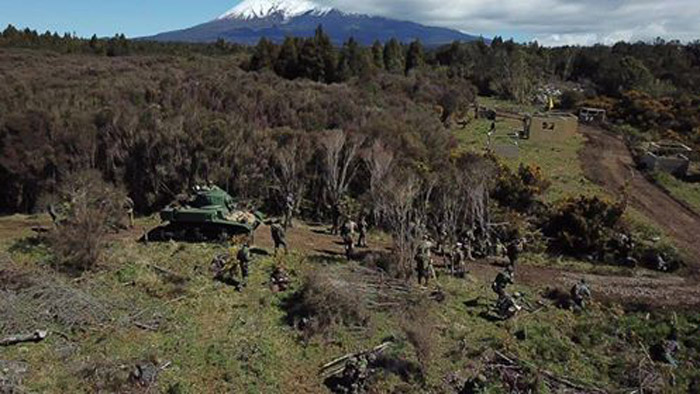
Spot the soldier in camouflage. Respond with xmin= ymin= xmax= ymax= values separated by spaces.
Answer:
xmin=492 ymin=266 xmax=514 ymax=295
xmin=496 ymin=290 xmax=521 ymax=319
xmin=124 ymin=196 xmax=135 ymax=229
xmin=338 ymin=354 xmax=373 ymax=394
xmin=270 ymin=264 xmax=291 ymax=292
xmin=450 ymin=243 xmax=466 ymax=277
xmin=660 ymin=329 xmax=680 ymax=367
xmin=356 ymin=214 xmax=368 ymax=248
xmin=47 ymin=204 xmax=59 ymax=227
xmin=416 ymin=237 xmax=434 ymax=285
xmin=237 ymin=243 xmax=251 ymax=287
xmin=506 ymin=237 xmax=523 ymax=269
xmin=464 ymin=229 xmax=476 ymax=261
xmin=270 ymin=220 xmax=288 ymax=255
xmin=283 ymin=192 xmax=295 ymax=229
xmin=570 ymin=279 xmax=591 ymax=310
xmin=343 ymin=232 xmax=354 ymax=260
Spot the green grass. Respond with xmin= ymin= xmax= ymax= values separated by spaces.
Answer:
xmin=2 ymin=96 xmax=697 ymax=392
xmin=2 ymin=229 xmax=699 ymax=392
xmin=653 ymin=171 xmax=700 ymax=214
xmin=456 ymin=99 xmax=603 ymax=202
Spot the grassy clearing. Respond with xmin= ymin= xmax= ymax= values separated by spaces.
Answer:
xmin=2 ymin=222 xmax=699 ymax=392
xmin=456 ymin=98 xmax=602 ymax=202
xmin=456 ymin=98 xmax=682 ymax=261
xmin=652 ymin=171 xmax=700 ymax=214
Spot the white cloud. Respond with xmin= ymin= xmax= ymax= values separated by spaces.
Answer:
xmin=311 ymin=0 xmax=700 ymax=45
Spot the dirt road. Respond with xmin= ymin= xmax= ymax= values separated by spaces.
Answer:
xmin=578 ymin=125 xmax=700 ymax=270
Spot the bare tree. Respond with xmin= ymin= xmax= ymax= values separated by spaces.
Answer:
xmin=375 ymin=170 xmax=424 ymax=278
xmin=432 ymin=154 xmax=496 ymax=248
xmin=271 ymin=137 xmax=309 ymax=217
xmin=319 ymin=130 xmax=365 ymax=228
xmin=362 ymin=140 xmax=394 ymax=221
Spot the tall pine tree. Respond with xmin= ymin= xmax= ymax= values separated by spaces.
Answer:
xmin=337 ymin=37 xmax=372 ymax=81
xmin=405 ymin=39 xmax=424 ymax=74
xmin=298 ymin=38 xmax=324 ymax=81
xmin=313 ymin=25 xmax=337 ymax=83
xmin=383 ymin=38 xmax=404 ymax=74
xmin=371 ymin=40 xmax=384 ymax=69
xmin=275 ymin=37 xmax=299 ymax=79
xmin=249 ymin=38 xmax=277 ymax=71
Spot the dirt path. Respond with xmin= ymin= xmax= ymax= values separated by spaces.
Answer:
xmin=466 ymin=260 xmax=700 ymax=310
xmin=250 ymin=221 xmax=700 ymax=309
xmin=578 ymin=125 xmax=700 ymax=270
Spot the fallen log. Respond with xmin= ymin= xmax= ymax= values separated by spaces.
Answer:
xmin=494 ymin=350 xmax=606 ymax=393
xmin=0 ymin=330 xmax=48 ymax=347
xmin=319 ymin=341 xmax=393 ymax=377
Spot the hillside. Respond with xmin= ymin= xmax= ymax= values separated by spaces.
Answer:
xmin=2 ymin=48 xmax=700 ymax=393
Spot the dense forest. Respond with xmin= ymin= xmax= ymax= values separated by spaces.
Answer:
xmin=1 ymin=24 xmax=699 ymax=220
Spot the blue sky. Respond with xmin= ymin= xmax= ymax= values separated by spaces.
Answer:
xmin=0 ymin=1 xmax=236 ymax=38
xmin=1 ymin=0 xmax=698 ymax=45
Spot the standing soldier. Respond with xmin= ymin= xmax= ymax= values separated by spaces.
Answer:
xmin=416 ymin=237 xmax=433 ymax=285
xmin=464 ymin=229 xmax=476 ymax=261
xmin=330 ymin=202 xmax=341 ymax=235
xmin=436 ymin=222 xmax=448 ymax=255
xmin=451 ymin=243 xmax=466 ymax=277
xmin=356 ymin=215 xmax=368 ymax=248
xmin=237 ymin=243 xmax=252 ymax=288
xmin=47 ymin=204 xmax=59 ymax=227
xmin=506 ymin=237 xmax=523 ymax=269
xmin=343 ymin=232 xmax=354 ymax=260
xmin=621 ymin=233 xmax=638 ymax=266
xmin=283 ymin=192 xmax=295 ymax=229
xmin=570 ymin=279 xmax=591 ymax=310
xmin=270 ymin=220 xmax=288 ymax=255
xmin=123 ymin=196 xmax=135 ymax=229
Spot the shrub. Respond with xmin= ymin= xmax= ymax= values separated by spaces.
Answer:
xmin=401 ymin=300 xmax=436 ymax=377
xmin=48 ymin=170 xmax=127 ymax=273
xmin=544 ymin=195 xmax=624 ymax=257
xmin=559 ymin=90 xmax=584 ymax=110
xmin=493 ymin=163 xmax=550 ymax=213
xmin=283 ymin=270 xmax=369 ymax=338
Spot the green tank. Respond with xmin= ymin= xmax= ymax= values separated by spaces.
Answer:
xmin=148 ymin=185 xmax=263 ymax=242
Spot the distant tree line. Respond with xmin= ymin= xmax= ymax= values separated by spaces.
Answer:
xmin=0 ymin=24 xmax=243 ymax=56
xmin=246 ymin=26 xmax=426 ymax=83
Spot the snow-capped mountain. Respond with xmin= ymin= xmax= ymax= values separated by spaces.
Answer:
xmin=219 ymin=0 xmax=331 ymax=20
xmin=143 ymin=0 xmax=481 ymax=46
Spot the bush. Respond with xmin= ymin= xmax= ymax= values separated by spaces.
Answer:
xmin=493 ymin=163 xmax=550 ymax=213
xmin=48 ymin=170 xmax=127 ymax=273
xmin=544 ymin=195 xmax=624 ymax=257
xmin=401 ymin=300 xmax=436 ymax=377
xmin=283 ymin=270 xmax=369 ymax=338
xmin=559 ymin=90 xmax=584 ymax=110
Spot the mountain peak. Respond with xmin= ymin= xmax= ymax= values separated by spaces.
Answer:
xmin=219 ymin=0 xmax=332 ymax=20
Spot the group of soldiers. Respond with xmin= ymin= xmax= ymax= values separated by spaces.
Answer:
xmin=212 ymin=218 xmax=291 ymax=292
xmin=337 ymin=214 xmax=369 ymax=260
xmin=414 ymin=225 xmax=525 ymax=287
xmin=408 ymin=224 xmax=596 ymax=319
